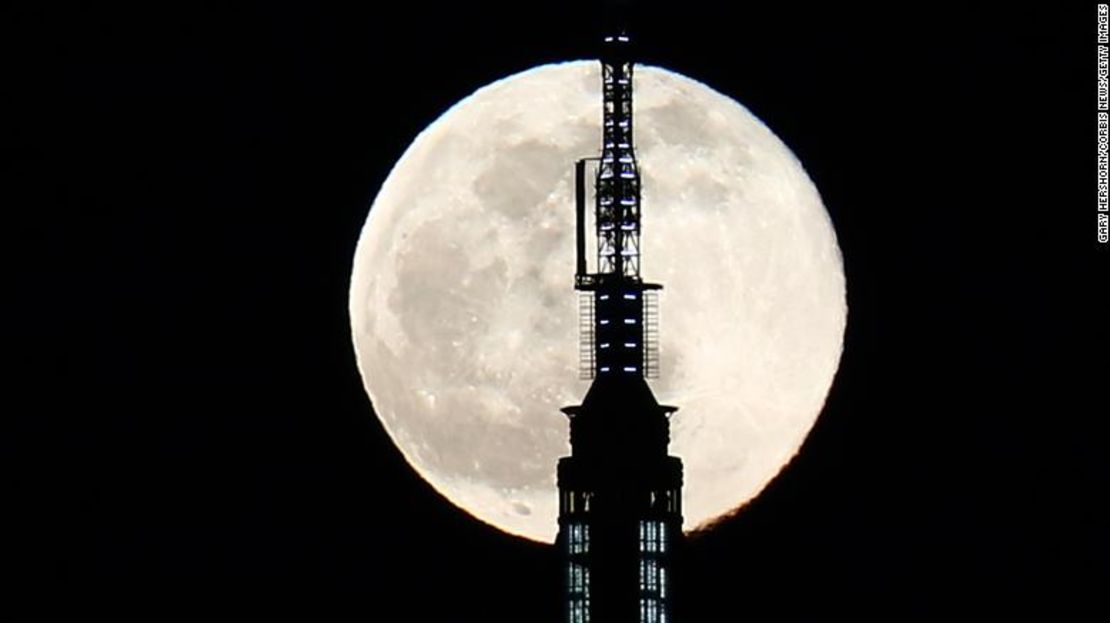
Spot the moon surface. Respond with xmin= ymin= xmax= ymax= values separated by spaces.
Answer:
xmin=349 ymin=61 xmax=846 ymax=543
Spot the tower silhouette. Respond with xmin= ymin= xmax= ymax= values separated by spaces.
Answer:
xmin=557 ymin=33 xmax=683 ymax=623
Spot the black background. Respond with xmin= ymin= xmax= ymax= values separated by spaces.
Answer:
xmin=7 ymin=1 xmax=1104 ymax=619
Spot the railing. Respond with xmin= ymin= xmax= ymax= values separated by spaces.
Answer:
xmin=579 ymin=293 xmax=595 ymax=380
xmin=643 ymin=290 xmax=660 ymax=379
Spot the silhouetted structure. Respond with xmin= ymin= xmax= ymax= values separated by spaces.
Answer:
xmin=557 ymin=33 xmax=683 ymax=623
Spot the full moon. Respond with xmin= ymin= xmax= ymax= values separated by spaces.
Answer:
xmin=349 ymin=61 xmax=846 ymax=543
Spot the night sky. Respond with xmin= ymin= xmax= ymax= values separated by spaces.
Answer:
xmin=8 ymin=2 xmax=1103 ymax=618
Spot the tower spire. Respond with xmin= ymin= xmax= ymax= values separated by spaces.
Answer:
xmin=573 ymin=32 xmax=660 ymax=381
xmin=558 ymin=31 xmax=684 ymax=623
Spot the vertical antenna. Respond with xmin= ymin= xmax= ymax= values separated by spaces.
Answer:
xmin=572 ymin=32 xmax=660 ymax=379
